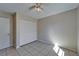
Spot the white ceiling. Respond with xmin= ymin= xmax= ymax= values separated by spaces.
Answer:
xmin=0 ymin=3 xmax=78 ymax=19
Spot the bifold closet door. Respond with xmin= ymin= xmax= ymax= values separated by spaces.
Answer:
xmin=20 ymin=20 xmax=37 ymax=46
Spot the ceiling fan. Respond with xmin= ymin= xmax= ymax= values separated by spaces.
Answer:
xmin=29 ymin=3 xmax=43 ymax=12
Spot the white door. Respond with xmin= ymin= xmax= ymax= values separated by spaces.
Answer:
xmin=0 ymin=17 xmax=10 ymax=50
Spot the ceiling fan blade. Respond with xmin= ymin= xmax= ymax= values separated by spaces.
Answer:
xmin=29 ymin=5 xmax=35 ymax=10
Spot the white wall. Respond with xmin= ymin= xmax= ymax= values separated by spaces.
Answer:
xmin=16 ymin=13 xmax=37 ymax=48
xmin=38 ymin=9 xmax=77 ymax=51
xmin=0 ymin=12 xmax=11 ymax=18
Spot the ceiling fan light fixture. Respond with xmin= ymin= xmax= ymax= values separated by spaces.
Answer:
xmin=29 ymin=3 xmax=43 ymax=12
xmin=34 ymin=7 xmax=42 ymax=12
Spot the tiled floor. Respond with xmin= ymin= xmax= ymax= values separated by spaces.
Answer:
xmin=0 ymin=41 xmax=78 ymax=56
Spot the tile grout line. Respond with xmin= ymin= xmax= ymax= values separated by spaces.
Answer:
xmin=22 ymin=47 xmax=33 ymax=56
xmin=16 ymin=49 xmax=22 ymax=56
